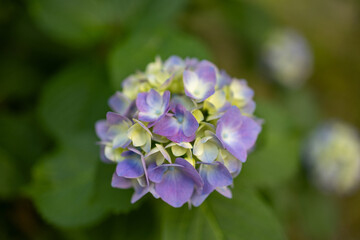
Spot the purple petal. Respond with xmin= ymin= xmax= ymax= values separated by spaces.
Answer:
xmin=216 ymin=186 xmax=232 ymax=198
xmin=153 ymin=115 xmax=180 ymax=137
xmin=164 ymin=56 xmax=185 ymax=72
xmin=182 ymin=111 xmax=199 ymax=137
xmin=146 ymin=89 xmax=163 ymax=109
xmin=162 ymin=91 xmax=171 ymax=110
xmin=242 ymin=100 xmax=256 ymax=115
xmin=175 ymin=158 xmax=203 ymax=188
xmin=217 ymin=70 xmax=232 ymax=88
xmin=148 ymin=165 xmax=168 ymax=183
xmin=131 ymin=181 xmax=149 ymax=203
xmin=95 ymin=120 xmax=109 ymax=141
xmin=112 ymin=134 xmax=131 ymax=149
xmin=183 ymin=67 xmax=216 ymax=101
xmin=191 ymin=191 xmax=210 ymax=207
xmin=99 ymin=145 xmax=112 ymax=163
xmin=216 ymin=107 xmax=249 ymax=161
xmin=199 ymin=164 xmax=215 ymax=194
xmin=111 ymin=172 xmax=132 ymax=189
xmin=136 ymin=92 xmax=151 ymax=113
xmin=195 ymin=61 xmax=217 ymax=84
xmin=106 ymin=112 xmax=131 ymax=125
xmin=116 ymin=155 xmax=144 ymax=178
xmin=227 ymin=145 xmax=247 ymax=163
xmin=204 ymin=162 xmax=233 ymax=188
xmin=216 ymin=106 xmax=243 ymax=130
xmin=108 ymin=92 xmax=131 ymax=115
xmin=155 ymin=168 xmax=196 ymax=207
xmin=167 ymin=130 xmax=196 ymax=143
xmin=239 ymin=116 xmax=262 ymax=149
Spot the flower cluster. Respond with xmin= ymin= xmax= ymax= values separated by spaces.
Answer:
xmin=303 ymin=121 xmax=360 ymax=195
xmin=95 ymin=56 xmax=262 ymax=207
xmin=260 ymin=29 xmax=313 ymax=89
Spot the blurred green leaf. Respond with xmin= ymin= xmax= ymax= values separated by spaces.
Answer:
xmin=239 ymin=99 xmax=300 ymax=187
xmin=162 ymin=185 xmax=285 ymax=240
xmin=297 ymin=188 xmax=337 ymax=240
xmin=282 ymin=89 xmax=321 ymax=132
xmin=133 ymin=0 xmax=187 ymax=31
xmin=28 ymin=134 xmax=135 ymax=228
xmin=109 ymin=27 xmax=211 ymax=89
xmin=31 ymin=62 xmax=138 ymax=227
xmin=0 ymin=148 xmax=20 ymax=198
xmin=28 ymin=0 xmax=149 ymax=47
xmin=38 ymin=62 xmax=110 ymax=142
xmin=0 ymin=59 xmax=40 ymax=101
xmin=240 ymin=90 xmax=320 ymax=187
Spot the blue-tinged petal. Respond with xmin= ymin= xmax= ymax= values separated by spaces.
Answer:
xmin=137 ymin=89 xmax=171 ymax=123
xmin=164 ymin=55 xmax=185 ymax=73
xmin=162 ymin=91 xmax=171 ymax=111
xmin=95 ymin=120 xmax=109 ymax=141
xmin=153 ymin=115 xmax=180 ymax=137
xmin=216 ymin=186 xmax=232 ymax=198
xmin=216 ymin=106 xmax=252 ymax=162
xmin=204 ymin=162 xmax=233 ymax=188
xmin=111 ymin=172 xmax=132 ymax=189
xmin=112 ymin=131 xmax=131 ymax=149
xmin=116 ymin=152 xmax=144 ymax=178
xmin=170 ymin=95 xmax=196 ymax=111
xmin=191 ymin=191 xmax=210 ymax=207
xmin=183 ymin=66 xmax=216 ymax=102
xmin=175 ymin=158 xmax=203 ymax=188
xmin=99 ymin=145 xmax=113 ymax=163
xmin=184 ymin=57 xmax=199 ymax=68
xmin=155 ymin=168 xmax=196 ymax=207
xmin=148 ymin=165 xmax=168 ymax=183
xmin=199 ymin=164 xmax=215 ymax=194
xmin=108 ymin=91 xmax=131 ymax=115
xmin=168 ymin=130 xmax=196 ymax=143
xmin=138 ymin=112 xmax=161 ymax=122
xmin=106 ymin=112 xmax=131 ymax=126
xmin=216 ymin=106 xmax=243 ymax=130
xmin=136 ymin=92 xmax=151 ymax=113
xmin=146 ymin=89 xmax=163 ymax=109
xmin=190 ymin=165 xmax=214 ymax=206
xmin=131 ymin=180 xmax=149 ymax=203
xmin=225 ymin=144 xmax=247 ymax=163
xmin=217 ymin=70 xmax=232 ymax=89
xmin=195 ymin=61 xmax=217 ymax=85
xmin=239 ymin=116 xmax=262 ymax=149
xmin=182 ymin=111 xmax=199 ymax=137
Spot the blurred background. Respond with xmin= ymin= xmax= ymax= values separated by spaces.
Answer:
xmin=1 ymin=0 xmax=360 ymax=239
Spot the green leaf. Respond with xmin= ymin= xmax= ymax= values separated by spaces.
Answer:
xmin=31 ymin=62 xmax=138 ymax=227
xmin=240 ymin=91 xmax=320 ymax=187
xmin=0 ymin=148 xmax=21 ymax=198
xmin=161 ymin=185 xmax=286 ymax=240
xmin=28 ymin=0 xmax=149 ymax=47
xmin=109 ymin=27 xmax=212 ymax=89
xmin=28 ymin=134 xmax=135 ymax=228
xmin=239 ymin=99 xmax=300 ymax=187
xmin=38 ymin=62 xmax=110 ymax=142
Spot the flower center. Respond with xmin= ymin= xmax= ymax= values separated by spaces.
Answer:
xmin=177 ymin=114 xmax=184 ymax=123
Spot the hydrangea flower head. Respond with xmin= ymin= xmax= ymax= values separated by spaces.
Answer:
xmin=303 ymin=121 xmax=360 ymax=194
xmin=95 ymin=56 xmax=262 ymax=207
xmin=260 ymin=29 xmax=313 ymax=89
